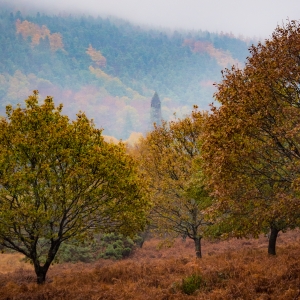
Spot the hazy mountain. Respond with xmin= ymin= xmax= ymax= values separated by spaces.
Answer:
xmin=0 ymin=5 xmax=255 ymax=139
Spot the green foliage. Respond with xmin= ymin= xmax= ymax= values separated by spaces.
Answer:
xmin=0 ymin=91 xmax=150 ymax=283
xmin=180 ymin=274 xmax=203 ymax=295
xmin=21 ymin=240 xmax=97 ymax=264
xmin=98 ymin=233 xmax=135 ymax=260
xmin=22 ymin=233 xmax=144 ymax=264
xmin=55 ymin=242 xmax=95 ymax=263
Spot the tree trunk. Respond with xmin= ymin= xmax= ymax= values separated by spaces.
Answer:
xmin=33 ymin=241 xmax=61 ymax=284
xmin=136 ymin=229 xmax=150 ymax=248
xmin=268 ymin=227 xmax=279 ymax=255
xmin=34 ymin=263 xmax=50 ymax=284
xmin=194 ymin=237 xmax=202 ymax=258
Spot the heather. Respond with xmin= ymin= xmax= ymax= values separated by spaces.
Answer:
xmin=0 ymin=230 xmax=299 ymax=299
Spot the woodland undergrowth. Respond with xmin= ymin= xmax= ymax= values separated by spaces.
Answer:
xmin=0 ymin=230 xmax=300 ymax=299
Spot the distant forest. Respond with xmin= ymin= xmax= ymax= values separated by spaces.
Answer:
xmin=0 ymin=5 xmax=254 ymax=138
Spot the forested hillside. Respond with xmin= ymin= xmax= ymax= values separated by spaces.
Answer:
xmin=0 ymin=4 xmax=253 ymax=138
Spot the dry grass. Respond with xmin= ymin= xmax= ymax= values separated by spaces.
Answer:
xmin=0 ymin=253 xmax=32 ymax=274
xmin=0 ymin=230 xmax=300 ymax=299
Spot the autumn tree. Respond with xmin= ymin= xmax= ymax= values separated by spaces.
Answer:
xmin=16 ymin=20 xmax=64 ymax=51
xmin=86 ymin=44 xmax=107 ymax=67
xmin=0 ymin=91 xmax=150 ymax=284
xmin=201 ymin=21 xmax=300 ymax=255
xmin=137 ymin=108 xmax=212 ymax=258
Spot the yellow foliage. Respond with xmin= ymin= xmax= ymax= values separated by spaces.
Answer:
xmin=0 ymin=91 xmax=150 ymax=283
xmin=89 ymin=66 xmax=111 ymax=80
xmin=183 ymin=39 xmax=240 ymax=68
xmin=103 ymin=134 xmax=119 ymax=144
xmin=126 ymin=132 xmax=143 ymax=147
xmin=16 ymin=19 xmax=64 ymax=51
xmin=135 ymin=108 xmax=212 ymax=257
xmin=86 ymin=44 xmax=106 ymax=67
xmin=49 ymin=33 xmax=64 ymax=51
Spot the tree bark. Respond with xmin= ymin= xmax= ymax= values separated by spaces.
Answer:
xmin=33 ymin=241 xmax=61 ymax=284
xmin=268 ymin=227 xmax=279 ymax=255
xmin=34 ymin=263 xmax=50 ymax=284
xmin=194 ymin=237 xmax=202 ymax=258
xmin=136 ymin=229 xmax=150 ymax=248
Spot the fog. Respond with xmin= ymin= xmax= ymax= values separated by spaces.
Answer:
xmin=4 ymin=0 xmax=300 ymax=39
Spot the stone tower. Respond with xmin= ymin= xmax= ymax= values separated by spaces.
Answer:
xmin=150 ymin=91 xmax=162 ymax=127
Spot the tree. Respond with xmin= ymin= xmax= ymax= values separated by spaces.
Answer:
xmin=201 ymin=21 xmax=300 ymax=255
xmin=0 ymin=91 xmax=150 ymax=284
xmin=86 ymin=44 xmax=106 ymax=67
xmin=137 ymin=108 xmax=212 ymax=258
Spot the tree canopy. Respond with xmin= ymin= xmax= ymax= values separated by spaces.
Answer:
xmin=136 ymin=108 xmax=212 ymax=258
xmin=201 ymin=21 xmax=300 ymax=255
xmin=0 ymin=91 xmax=150 ymax=283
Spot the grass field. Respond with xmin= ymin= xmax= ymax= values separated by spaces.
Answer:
xmin=0 ymin=230 xmax=300 ymax=299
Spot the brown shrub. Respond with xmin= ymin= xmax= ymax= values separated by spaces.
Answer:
xmin=0 ymin=230 xmax=300 ymax=299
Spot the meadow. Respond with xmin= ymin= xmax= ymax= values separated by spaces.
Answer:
xmin=0 ymin=230 xmax=300 ymax=299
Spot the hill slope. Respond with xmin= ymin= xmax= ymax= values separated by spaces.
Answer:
xmin=0 ymin=5 xmax=254 ymax=138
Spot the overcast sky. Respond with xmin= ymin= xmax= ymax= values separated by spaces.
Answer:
xmin=6 ymin=0 xmax=300 ymax=39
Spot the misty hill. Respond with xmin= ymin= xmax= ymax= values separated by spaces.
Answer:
xmin=0 ymin=6 xmax=254 ymax=139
